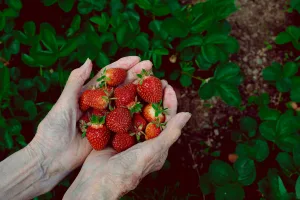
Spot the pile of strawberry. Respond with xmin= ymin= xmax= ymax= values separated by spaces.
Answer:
xmin=78 ymin=68 xmax=167 ymax=152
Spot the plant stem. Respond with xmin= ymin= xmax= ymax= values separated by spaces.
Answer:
xmin=181 ymin=71 xmax=205 ymax=82
xmin=242 ymin=133 xmax=249 ymax=141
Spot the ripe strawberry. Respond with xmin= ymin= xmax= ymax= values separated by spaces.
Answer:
xmin=106 ymin=107 xmax=132 ymax=133
xmin=98 ymin=68 xmax=127 ymax=87
xmin=79 ymin=90 xmax=92 ymax=111
xmin=79 ymin=112 xmax=90 ymax=133
xmin=79 ymin=87 xmax=113 ymax=111
xmin=137 ymin=69 xmax=162 ymax=103
xmin=133 ymin=113 xmax=147 ymax=131
xmin=143 ymin=102 xmax=167 ymax=123
xmin=228 ymin=154 xmax=238 ymax=163
xmin=92 ymin=109 xmax=108 ymax=117
xmin=85 ymin=115 xmax=110 ymax=151
xmin=145 ymin=122 xmax=163 ymax=140
xmin=114 ymin=83 xmax=137 ymax=107
xmin=112 ymin=132 xmax=135 ymax=152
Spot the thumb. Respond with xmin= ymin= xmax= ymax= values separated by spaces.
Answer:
xmin=156 ymin=112 xmax=191 ymax=148
xmin=61 ymin=58 xmax=93 ymax=99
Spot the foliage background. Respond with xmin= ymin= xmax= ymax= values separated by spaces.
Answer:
xmin=1 ymin=0 xmax=300 ymax=199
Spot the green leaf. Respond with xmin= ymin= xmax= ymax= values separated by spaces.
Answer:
xmin=195 ymin=54 xmax=212 ymax=70
xmin=23 ymin=100 xmax=37 ymax=120
xmin=58 ymin=0 xmax=75 ymax=12
xmin=199 ymin=79 xmax=216 ymax=100
xmin=291 ymin=87 xmax=300 ymax=102
xmin=0 ymin=66 xmax=10 ymax=102
xmin=286 ymin=26 xmax=300 ymax=41
xmin=276 ymin=152 xmax=296 ymax=175
xmin=209 ymin=160 xmax=237 ymax=186
xmin=135 ymin=0 xmax=152 ymax=10
xmin=42 ymin=0 xmax=57 ymax=6
xmin=152 ymin=53 xmax=162 ymax=69
xmin=277 ymin=134 xmax=300 ymax=153
xmin=170 ymin=70 xmax=180 ymax=80
xmin=180 ymin=74 xmax=192 ymax=87
xmin=296 ymin=176 xmax=300 ymax=199
xmin=259 ymin=106 xmax=280 ymax=120
xmin=116 ymin=23 xmax=135 ymax=47
xmin=201 ymin=44 xmax=219 ymax=64
xmin=3 ymin=8 xmax=19 ymax=17
xmin=240 ymin=117 xmax=257 ymax=137
xmin=24 ymin=21 xmax=36 ymax=36
xmin=276 ymin=78 xmax=292 ymax=92
xmin=77 ymin=0 xmax=106 ymax=14
xmin=214 ymin=63 xmax=241 ymax=82
xmin=153 ymin=48 xmax=169 ymax=55
xmin=234 ymin=157 xmax=256 ymax=186
xmin=66 ymin=14 xmax=81 ymax=37
xmin=177 ymin=35 xmax=203 ymax=51
xmin=9 ymin=67 xmax=20 ymax=81
xmin=18 ymin=79 xmax=34 ymax=90
xmin=199 ymin=173 xmax=213 ymax=195
xmin=263 ymin=62 xmax=282 ymax=81
xmin=162 ymin=17 xmax=189 ymax=38
xmin=32 ymin=51 xmax=58 ymax=67
xmin=204 ymin=34 xmax=228 ymax=44
xmin=16 ymin=134 xmax=27 ymax=147
xmin=7 ymin=119 xmax=22 ymax=135
xmin=4 ymin=131 xmax=13 ymax=149
xmin=22 ymin=54 xmax=37 ymax=67
xmin=59 ymin=38 xmax=79 ymax=57
xmin=217 ymin=83 xmax=241 ymax=106
xmin=135 ymin=33 xmax=149 ymax=51
xmin=8 ymin=0 xmax=22 ymax=10
xmin=283 ymin=62 xmax=298 ymax=77
xmin=149 ymin=20 xmax=168 ymax=40
xmin=8 ymin=39 xmax=20 ymax=54
xmin=293 ymin=145 xmax=300 ymax=168
xmin=41 ymin=28 xmax=58 ymax=52
xmin=276 ymin=113 xmax=298 ymax=138
xmin=151 ymin=2 xmax=170 ymax=16
xmin=34 ymin=76 xmax=50 ymax=92
xmin=259 ymin=121 xmax=277 ymax=142
xmin=219 ymin=37 xmax=240 ymax=54
xmin=254 ymin=140 xmax=269 ymax=162
xmin=276 ymin=32 xmax=292 ymax=44
xmin=215 ymin=184 xmax=245 ymax=200
xmin=13 ymin=30 xmax=29 ymax=45
xmin=95 ymin=52 xmax=110 ymax=68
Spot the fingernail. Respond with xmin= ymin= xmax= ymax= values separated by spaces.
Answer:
xmin=82 ymin=58 xmax=92 ymax=69
xmin=178 ymin=112 xmax=192 ymax=129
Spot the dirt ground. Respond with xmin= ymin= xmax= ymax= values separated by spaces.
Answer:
xmin=177 ymin=0 xmax=288 ymax=169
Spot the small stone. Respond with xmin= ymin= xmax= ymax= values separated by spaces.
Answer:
xmin=246 ymin=84 xmax=253 ymax=91
xmin=256 ymin=58 xmax=263 ymax=65
xmin=253 ymin=76 xmax=257 ymax=80
xmin=192 ymin=164 xmax=198 ymax=169
xmin=252 ymin=33 xmax=258 ymax=38
xmin=243 ymin=56 xmax=248 ymax=62
xmin=252 ymin=69 xmax=259 ymax=75
xmin=203 ymin=112 xmax=209 ymax=117
xmin=214 ymin=129 xmax=219 ymax=136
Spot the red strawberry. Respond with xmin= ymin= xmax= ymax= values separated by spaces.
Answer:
xmin=112 ymin=132 xmax=135 ymax=152
xmin=85 ymin=115 xmax=110 ymax=151
xmin=92 ymin=109 xmax=108 ymax=117
xmin=133 ymin=113 xmax=147 ymax=131
xmin=79 ymin=90 xmax=92 ymax=111
xmin=79 ymin=112 xmax=90 ymax=133
xmin=137 ymin=69 xmax=162 ymax=103
xmin=106 ymin=107 xmax=132 ymax=133
xmin=145 ymin=123 xmax=162 ymax=140
xmin=99 ymin=68 xmax=127 ymax=87
xmin=114 ymin=83 xmax=137 ymax=107
xmin=79 ymin=87 xmax=113 ymax=111
xmin=143 ymin=102 xmax=166 ymax=123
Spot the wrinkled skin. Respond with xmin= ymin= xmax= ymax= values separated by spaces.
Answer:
xmin=30 ymin=56 xmax=191 ymax=199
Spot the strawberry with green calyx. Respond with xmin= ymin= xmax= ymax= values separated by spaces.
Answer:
xmin=97 ymin=68 xmax=127 ymax=87
xmin=127 ymin=98 xmax=143 ymax=115
xmin=106 ymin=107 xmax=132 ymax=133
xmin=79 ymin=87 xmax=113 ymax=111
xmin=112 ymin=132 xmax=136 ymax=152
xmin=145 ymin=121 xmax=166 ymax=140
xmin=114 ymin=83 xmax=137 ymax=107
xmin=129 ymin=113 xmax=147 ymax=141
xmin=84 ymin=115 xmax=110 ymax=151
xmin=136 ymin=69 xmax=162 ymax=103
xmin=143 ymin=101 xmax=167 ymax=123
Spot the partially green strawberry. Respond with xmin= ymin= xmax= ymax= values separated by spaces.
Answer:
xmin=79 ymin=112 xmax=90 ymax=133
xmin=143 ymin=101 xmax=167 ymax=123
xmin=112 ymin=132 xmax=135 ymax=152
xmin=145 ymin=122 xmax=164 ymax=140
xmin=79 ymin=87 xmax=113 ymax=111
xmin=85 ymin=115 xmax=110 ymax=151
xmin=137 ymin=69 xmax=162 ymax=103
xmin=98 ymin=68 xmax=127 ymax=87
xmin=106 ymin=107 xmax=132 ymax=133
xmin=133 ymin=113 xmax=147 ymax=131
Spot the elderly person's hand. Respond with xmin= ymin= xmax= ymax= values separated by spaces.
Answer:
xmin=0 ymin=56 xmax=147 ymax=200
xmin=63 ymin=60 xmax=191 ymax=200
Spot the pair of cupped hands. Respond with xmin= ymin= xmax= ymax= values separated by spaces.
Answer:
xmin=29 ymin=56 xmax=191 ymax=199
